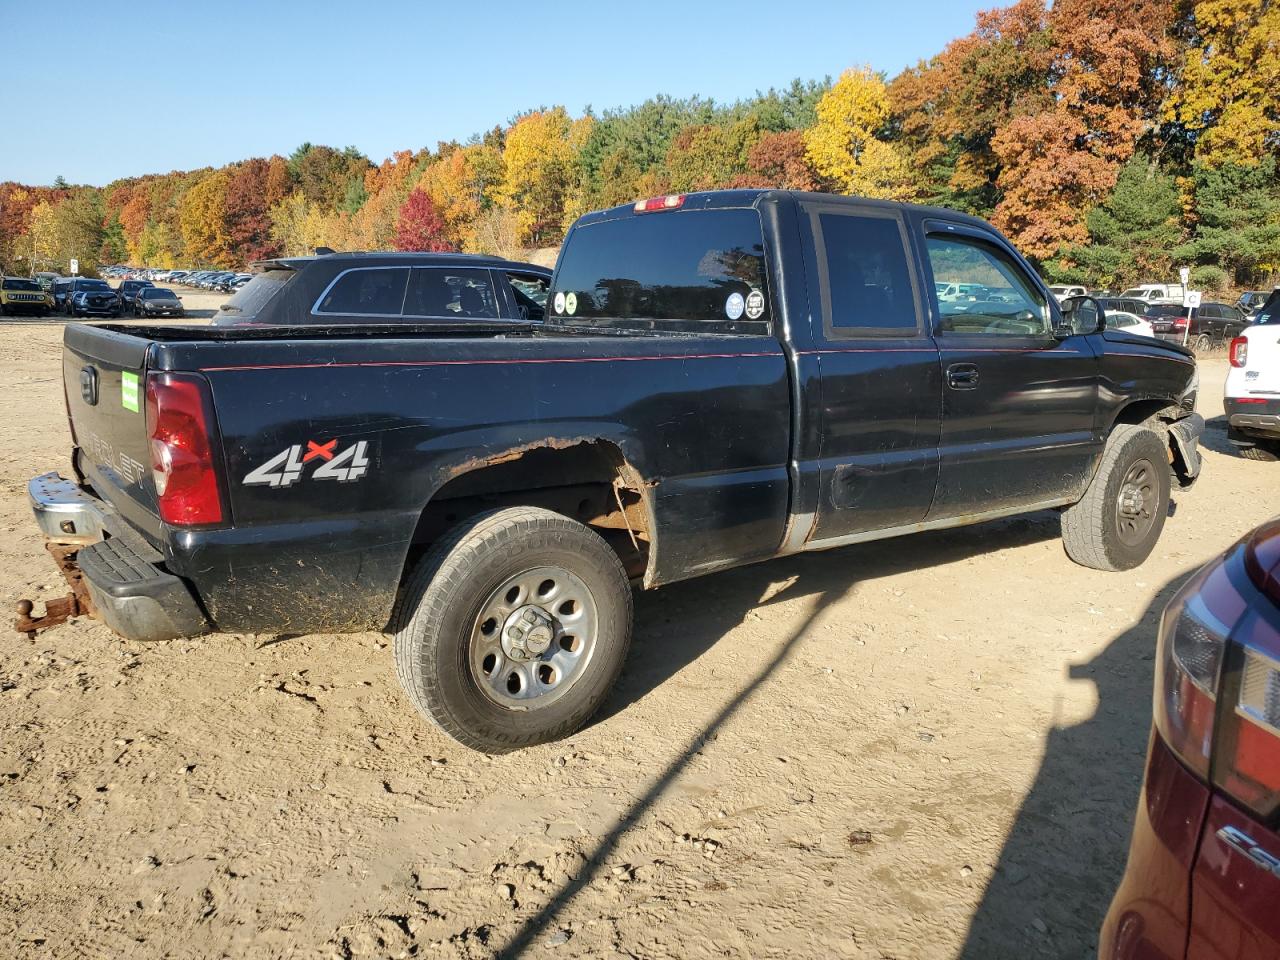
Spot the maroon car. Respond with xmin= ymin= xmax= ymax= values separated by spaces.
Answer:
xmin=1101 ymin=518 xmax=1280 ymax=958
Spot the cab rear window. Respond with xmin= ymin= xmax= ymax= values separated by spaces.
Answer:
xmin=216 ymin=268 xmax=294 ymax=321
xmin=551 ymin=209 xmax=770 ymax=332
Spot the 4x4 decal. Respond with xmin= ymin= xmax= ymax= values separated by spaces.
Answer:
xmin=244 ymin=439 xmax=370 ymax=487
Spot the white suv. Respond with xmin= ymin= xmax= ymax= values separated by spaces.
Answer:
xmin=1226 ymin=288 xmax=1280 ymax=461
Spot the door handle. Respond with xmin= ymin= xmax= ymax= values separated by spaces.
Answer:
xmin=947 ymin=363 xmax=979 ymax=389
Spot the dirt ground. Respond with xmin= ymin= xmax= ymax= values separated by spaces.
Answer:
xmin=0 ymin=308 xmax=1274 ymax=960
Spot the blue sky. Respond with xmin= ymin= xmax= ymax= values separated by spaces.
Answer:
xmin=3 ymin=0 xmax=990 ymax=186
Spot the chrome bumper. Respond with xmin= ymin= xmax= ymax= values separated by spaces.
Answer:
xmin=28 ymin=472 xmax=113 ymax=544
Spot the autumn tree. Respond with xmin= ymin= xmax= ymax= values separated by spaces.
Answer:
xmin=1165 ymin=0 xmax=1280 ymax=167
xmin=805 ymin=66 xmax=915 ymax=200
xmin=29 ymin=190 xmax=107 ymax=274
xmin=991 ymin=0 xmax=1177 ymax=260
xmin=179 ymin=171 xmax=234 ymax=267
xmin=224 ymin=159 xmax=280 ymax=262
xmin=737 ymin=130 xmax=824 ymax=191
xmin=393 ymin=189 xmax=453 ymax=251
xmin=887 ymin=0 xmax=1052 ymax=212
xmin=497 ymin=107 xmax=591 ymax=245
xmin=664 ymin=116 xmax=762 ymax=192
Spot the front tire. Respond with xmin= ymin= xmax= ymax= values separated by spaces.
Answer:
xmin=1061 ymin=424 xmax=1171 ymax=571
xmin=391 ymin=507 xmax=633 ymax=753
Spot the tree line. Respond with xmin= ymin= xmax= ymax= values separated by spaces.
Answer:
xmin=0 ymin=0 xmax=1275 ymax=292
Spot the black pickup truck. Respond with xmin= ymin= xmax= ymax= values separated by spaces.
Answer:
xmin=24 ymin=189 xmax=1203 ymax=753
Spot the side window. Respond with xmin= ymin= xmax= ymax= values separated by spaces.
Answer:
xmin=816 ymin=212 xmax=918 ymax=333
xmin=507 ymin=272 xmax=549 ymax=321
xmin=404 ymin=268 xmax=499 ymax=319
xmin=315 ymin=268 xmax=409 ymax=316
xmin=926 ymin=234 xmax=1049 ymax=337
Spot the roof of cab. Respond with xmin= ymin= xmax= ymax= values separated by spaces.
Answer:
xmin=250 ymin=251 xmax=551 ymax=274
xmin=574 ymin=188 xmax=1002 ymax=234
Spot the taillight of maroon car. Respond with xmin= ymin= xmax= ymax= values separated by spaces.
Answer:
xmin=144 ymin=372 xmax=225 ymax=526
xmin=1155 ymin=522 xmax=1280 ymax=817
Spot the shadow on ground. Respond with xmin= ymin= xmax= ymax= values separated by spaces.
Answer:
xmin=956 ymin=572 xmax=1192 ymax=959
xmin=495 ymin=511 xmax=1062 ymax=957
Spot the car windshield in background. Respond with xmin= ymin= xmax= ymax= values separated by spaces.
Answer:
xmin=217 ymin=268 xmax=294 ymax=319
xmin=81 ymin=280 xmax=111 ymax=291
xmin=142 ymin=288 xmax=177 ymax=299
xmin=551 ymin=208 xmax=769 ymax=330
xmin=2 ymin=278 xmax=41 ymax=291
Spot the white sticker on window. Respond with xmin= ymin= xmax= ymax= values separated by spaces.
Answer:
xmin=565 ymin=292 xmax=578 ymax=315
xmin=745 ymin=290 xmax=765 ymax=319
xmin=725 ymin=292 xmax=745 ymax=320
xmin=553 ymin=291 xmax=565 ymax=314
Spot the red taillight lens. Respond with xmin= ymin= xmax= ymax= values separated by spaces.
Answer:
xmin=633 ymin=194 xmax=685 ymax=213
xmin=1173 ymin=317 xmax=1188 ymax=330
xmin=1229 ymin=337 xmax=1248 ymax=367
xmin=1154 ymin=562 xmax=1238 ymax=777
xmin=144 ymin=372 xmax=224 ymax=526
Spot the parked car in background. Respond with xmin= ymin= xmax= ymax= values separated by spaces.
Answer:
xmin=1238 ymin=290 xmax=1269 ymax=318
xmin=1098 ymin=296 xmax=1155 ymax=317
xmin=130 ymin=286 xmax=185 ymax=318
xmin=115 ymin=278 xmax=153 ymax=312
xmin=1120 ymin=283 xmax=1186 ymax=302
xmin=66 ymin=279 xmax=121 ymax=318
xmin=0 ymin=277 xmax=52 ymax=316
xmin=1104 ymin=310 xmax=1156 ymax=338
xmin=1049 ymin=284 xmax=1088 ymax=302
xmin=1146 ymin=301 xmax=1247 ymax=347
xmin=1100 ymin=517 xmax=1280 ymax=959
xmin=1226 ymin=287 xmax=1279 ymax=461
xmin=209 ymin=252 xmax=552 ymax=327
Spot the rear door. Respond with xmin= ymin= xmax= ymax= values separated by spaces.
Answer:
xmin=62 ymin=324 xmax=163 ymax=540
xmin=796 ymin=200 xmax=941 ymax=543
xmin=917 ymin=218 xmax=1101 ymax=518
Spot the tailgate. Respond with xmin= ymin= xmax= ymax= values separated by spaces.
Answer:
xmin=62 ymin=324 xmax=160 ymax=533
xmin=1241 ymin=323 xmax=1280 ymax=394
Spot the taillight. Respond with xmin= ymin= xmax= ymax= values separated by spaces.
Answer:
xmin=633 ymin=194 xmax=685 ymax=213
xmin=1173 ymin=317 xmax=1188 ymax=330
xmin=1220 ymin=646 xmax=1280 ymax=813
xmin=1154 ymin=568 xmax=1231 ymax=778
xmin=144 ymin=372 xmax=224 ymax=526
xmin=1229 ymin=336 xmax=1248 ymax=367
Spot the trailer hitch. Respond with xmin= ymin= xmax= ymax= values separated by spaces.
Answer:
xmin=13 ymin=543 xmax=96 ymax=639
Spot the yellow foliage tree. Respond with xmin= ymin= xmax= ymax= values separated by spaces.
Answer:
xmin=496 ymin=108 xmax=590 ymax=245
xmin=268 ymin=192 xmax=345 ymax=257
xmin=179 ymin=171 xmax=235 ymax=267
xmin=805 ymin=66 xmax=916 ymax=200
xmin=1165 ymin=0 xmax=1280 ymax=167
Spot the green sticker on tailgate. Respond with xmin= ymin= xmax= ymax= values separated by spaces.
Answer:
xmin=121 ymin=371 xmax=139 ymax=412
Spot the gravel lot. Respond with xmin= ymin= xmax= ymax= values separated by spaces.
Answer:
xmin=0 ymin=313 xmax=1274 ymax=959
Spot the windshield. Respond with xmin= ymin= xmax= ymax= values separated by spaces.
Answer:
xmin=2 ymin=278 xmax=41 ymax=291
xmin=217 ymin=268 xmax=294 ymax=318
xmin=1256 ymin=290 xmax=1280 ymax=324
xmin=143 ymin=288 xmax=177 ymax=299
xmin=80 ymin=280 xmax=111 ymax=291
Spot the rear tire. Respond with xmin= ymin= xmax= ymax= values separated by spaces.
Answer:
xmin=390 ymin=507 xmax=633 ymax=754
xmin=1061 ymin=424 xmax=1170 ymax=571
xmin=1240 ymin=442 xmax=1280 ymax=462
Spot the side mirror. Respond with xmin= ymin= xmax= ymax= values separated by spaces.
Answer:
xmin=1059 ymin=295 xmax=1105 ymax=337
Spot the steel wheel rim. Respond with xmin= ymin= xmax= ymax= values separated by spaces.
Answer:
xmin=470 ymin=565 xmax=598 ymax=710
xmin=1115 ymin=457 xmax=1157 ymax=546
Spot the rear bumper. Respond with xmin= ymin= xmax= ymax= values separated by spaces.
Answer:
xmin=1225 ymin=397 xmax=1280 ymax=441
xmin=28 ymin=472 xmax=209 ymax=642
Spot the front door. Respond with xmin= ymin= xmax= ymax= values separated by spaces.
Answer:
xmin=920 ymin=221 xmax=1101 ymax=519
